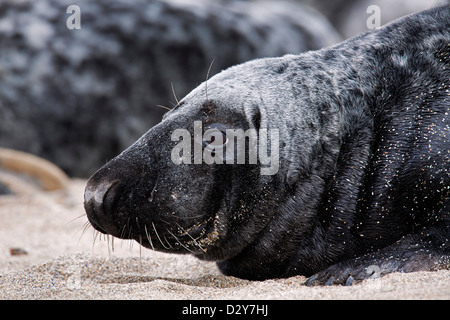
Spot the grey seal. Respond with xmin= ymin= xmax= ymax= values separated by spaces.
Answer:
xmin=84 ymin=6 xmax=449 ymax=284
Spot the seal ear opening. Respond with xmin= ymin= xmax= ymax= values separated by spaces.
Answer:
xmin=251 ymin=109 xmax=261 ymax=130
xmin=246 ymin=104 xmax=261 ymax=130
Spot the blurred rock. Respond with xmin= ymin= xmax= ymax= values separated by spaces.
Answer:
xmin=0 ymin=147 xmax=69 ymax=194
xmin=0 ymin=0 xmax=340 ymax=177
xmin=296 ymin=0 xmax=448 ymax=38
xmin=0 ymin=182 xmax=11 ymax=195
xmin=338 ymin=0 xmax=448 ymax=38
xmin=9 ymin=247 xmax=28 ymax=256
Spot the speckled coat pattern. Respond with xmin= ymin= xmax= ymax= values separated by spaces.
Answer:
xmin=85 ymin=6 xmax=449 ymax=284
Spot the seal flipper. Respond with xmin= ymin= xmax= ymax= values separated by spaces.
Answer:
xmin=305 ymin=220 xmax=450 ymax=286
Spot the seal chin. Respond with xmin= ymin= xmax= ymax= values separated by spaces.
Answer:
xmin=130 ymin=213 xmax=223 ymax=256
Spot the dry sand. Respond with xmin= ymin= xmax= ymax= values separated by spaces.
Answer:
xmin=1 ymin=179 xmax=449 ymax=300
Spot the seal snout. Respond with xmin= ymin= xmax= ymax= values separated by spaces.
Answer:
xmin=84 ymin=178 xmax=122 ymax=236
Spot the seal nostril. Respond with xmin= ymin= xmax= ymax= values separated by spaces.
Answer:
xmin=85 ymin=180 xmax=120 ymax=206
xmin=84 ymin=179 xmax=122 ymax=235
xmin=102 ymin=180 xmax=123 ymax=215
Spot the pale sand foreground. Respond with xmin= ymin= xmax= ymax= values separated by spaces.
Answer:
xmin=0 ymin=180 xmax=449 ymax=300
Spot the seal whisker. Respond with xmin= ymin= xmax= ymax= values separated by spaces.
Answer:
xmin=120 ymin=222 xmax=128 ymax=239
xmin=155 ymin=104 xmax=172 ymax=111
xmin=204 ymin=58 xmax=215 ymax=101
xmin=166 ymin=229 xmax=194 ymax=253
xmin=75 ymin=220 xmax=93 ymax=246
xmin=127 ymin=228 xmax=133 ymax=242
xmin=176 ymin=223 xmax=206 ymax=253
xmin=82 ymin=220 xmax=92 ymax=233
xmin=171 ymin=82 xmax=180 ymax=106
xmin=152 ymin=222 xmax=170 ymax=250
xmin=69 ymin=213 xmax=89 ymax=223
xmin=120 ymin=217 xmax=132 ymax=240
xmin=163 ymin=235 xmax=173 ymax=249
xmin=144 ymin=224 xmax=155 ymax=250
xmin=92 ymin=229 xmax=100 ymax=251
xmin=106 ymin=234 xmax=112 ymax=257
xmin=128 ymin=238 xmax=134 ymax=252
xmin=72 ymin=219 xmax=89 ymax=239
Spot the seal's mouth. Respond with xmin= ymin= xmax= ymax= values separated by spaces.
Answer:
xmin=136 ymin=215 xmax=220 ymax=255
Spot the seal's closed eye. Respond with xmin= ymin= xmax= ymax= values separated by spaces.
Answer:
xmin=203 ymin=123 xmax=229 ymax=149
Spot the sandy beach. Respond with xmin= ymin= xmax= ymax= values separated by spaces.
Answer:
xmin=1 ymin=179 xmax=449 ymax=300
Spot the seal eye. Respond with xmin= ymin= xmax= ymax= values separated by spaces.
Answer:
xmin=202 ymin=123 xmax=228 ymax=149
